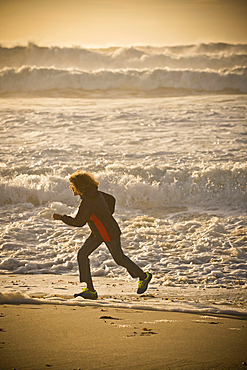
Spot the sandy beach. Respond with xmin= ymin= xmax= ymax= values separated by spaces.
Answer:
xmin=0 ymin=302 xmax=246 ymax=370
xmin=1 ymin=274 xmax=247 ymax=369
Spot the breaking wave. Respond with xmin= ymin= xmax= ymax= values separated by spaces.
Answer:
xmin=0 ymin=162 xmax=246 ymax=211
xmin=0 ymin=43 xmax=247 ymax=97
xmin=0 ymin=66 xmax=246 ymax=96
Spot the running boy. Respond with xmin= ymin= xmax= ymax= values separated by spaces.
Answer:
xmin=52 ymin=170 xmax=152 ymax=299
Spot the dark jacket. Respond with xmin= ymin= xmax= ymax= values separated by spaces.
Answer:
xmin=61 ymin=187 xmax=121 ymax=242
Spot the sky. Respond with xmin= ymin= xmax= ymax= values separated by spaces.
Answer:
xmin=0 ymin=0 xmax=247 ymax=47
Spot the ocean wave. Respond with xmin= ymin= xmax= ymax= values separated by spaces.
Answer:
xmin=1 ymin=42 xmax=246 ymax=97
xmin=0 ymin=66 xmax=246 ymax=96
xmin=1 ymin=43 xmax=247 ymax=72
xmin=0 ymin=162 xmax=246 ymax=210
xmin=105 ymin=162 xmax=247 ymax=210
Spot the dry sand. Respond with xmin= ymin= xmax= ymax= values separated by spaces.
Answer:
xmin=0 ymin=304 xmax=246 ymax=370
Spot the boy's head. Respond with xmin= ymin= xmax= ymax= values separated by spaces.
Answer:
xmin=69 ymin=171 xmax=99 ymax=196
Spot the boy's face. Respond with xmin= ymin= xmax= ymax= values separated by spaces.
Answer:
xmin=70 ymin=184 xmax=80 ymax=197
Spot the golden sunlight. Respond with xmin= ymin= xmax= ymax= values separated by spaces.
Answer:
xmin=0 ymin=0 xmax=247 ymax=47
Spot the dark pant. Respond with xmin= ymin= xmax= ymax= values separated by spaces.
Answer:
xmin=77 ymin=234 xmax=145 ymax=286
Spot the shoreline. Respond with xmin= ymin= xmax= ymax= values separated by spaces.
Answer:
xmin=1 ymin=274 xmax=246 ymax=317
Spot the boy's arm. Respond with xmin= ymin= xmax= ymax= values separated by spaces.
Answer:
xmin=55 ymin=198 xmax=93 ymax=227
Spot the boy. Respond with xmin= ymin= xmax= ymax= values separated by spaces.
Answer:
xmin=52 ymin=170 xmax=152 ymax=299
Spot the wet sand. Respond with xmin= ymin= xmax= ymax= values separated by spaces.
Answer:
xmin=0 ymin=304 xmax=246 ymax=370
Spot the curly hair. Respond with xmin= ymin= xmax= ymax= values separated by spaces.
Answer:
xmin=69 ymin=171 xmax=99 ymax=195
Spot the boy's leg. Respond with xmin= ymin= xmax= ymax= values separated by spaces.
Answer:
xmin=106 ymin=237 xmax=146 ymax=280
xmin=77 ymin=234 xmax=102 ymax=291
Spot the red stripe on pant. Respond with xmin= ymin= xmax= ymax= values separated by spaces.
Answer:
xmin=90 ymin=213 xmax=111 ymax=242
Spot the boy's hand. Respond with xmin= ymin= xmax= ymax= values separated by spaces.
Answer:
xmin=52 ymin=213 xmax=62 ymax=220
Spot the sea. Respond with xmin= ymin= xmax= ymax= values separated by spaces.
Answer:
xmin=0 ymin=43 xmax=246 ymax=315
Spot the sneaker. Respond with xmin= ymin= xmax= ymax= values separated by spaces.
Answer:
xmin=74 ymin=288 xmax=98 ymax=300
xmin=137 ymin=272 xmax=152 ymax=294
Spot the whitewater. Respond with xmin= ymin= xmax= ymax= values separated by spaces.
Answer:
xmin=0 ymin=43 xmax=246 ymax=315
